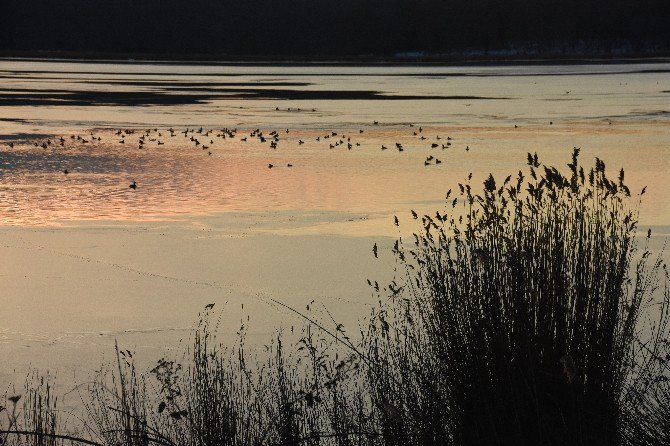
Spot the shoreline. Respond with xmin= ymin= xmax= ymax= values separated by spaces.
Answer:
xmin=2 ymin=53 xmax=670 ymax=67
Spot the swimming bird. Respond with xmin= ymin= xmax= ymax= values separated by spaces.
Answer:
xmin=287 ymin=163 xmax=293 ymax=167
xmin=63 ymin=169 xmax=69 ymax=174
xmin=268 ymin=164 xmax=274 ymax=169
xmin=129 ymin=181 xmax=137 ymax=189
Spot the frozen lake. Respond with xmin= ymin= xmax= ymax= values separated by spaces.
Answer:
xmin=0 ymin=60 xmax=668 ymax=403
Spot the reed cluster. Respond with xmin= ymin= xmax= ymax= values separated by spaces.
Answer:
xmin=365 ymin=149 xmax=670 ymax=445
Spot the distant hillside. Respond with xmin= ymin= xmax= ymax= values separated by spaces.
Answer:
xmin=1 ymin=0 xmax=668 ymax=58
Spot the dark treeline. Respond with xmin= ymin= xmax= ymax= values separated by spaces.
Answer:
xmin=1 ymin=0 xmax=669 ymax=58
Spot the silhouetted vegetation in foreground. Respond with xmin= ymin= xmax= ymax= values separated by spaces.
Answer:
xmin=2 ymin=150 xmax=670 ymax=445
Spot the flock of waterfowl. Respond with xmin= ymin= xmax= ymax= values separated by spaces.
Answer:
xmin=3 ymin=120 xmax=478 ymax=190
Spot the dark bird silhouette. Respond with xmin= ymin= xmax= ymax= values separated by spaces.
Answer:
xmin=268 ymin=164 xmax=274 ymax=169
xmin=373 ymin=243 xmax=378 ymax=258
xmin=63 ymin=169 xmax=69 ymax=174
xmin=205 ymin=303 xmax=215 ymax=310
xmin=129 ymin=181 xmax=137 ymax=189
